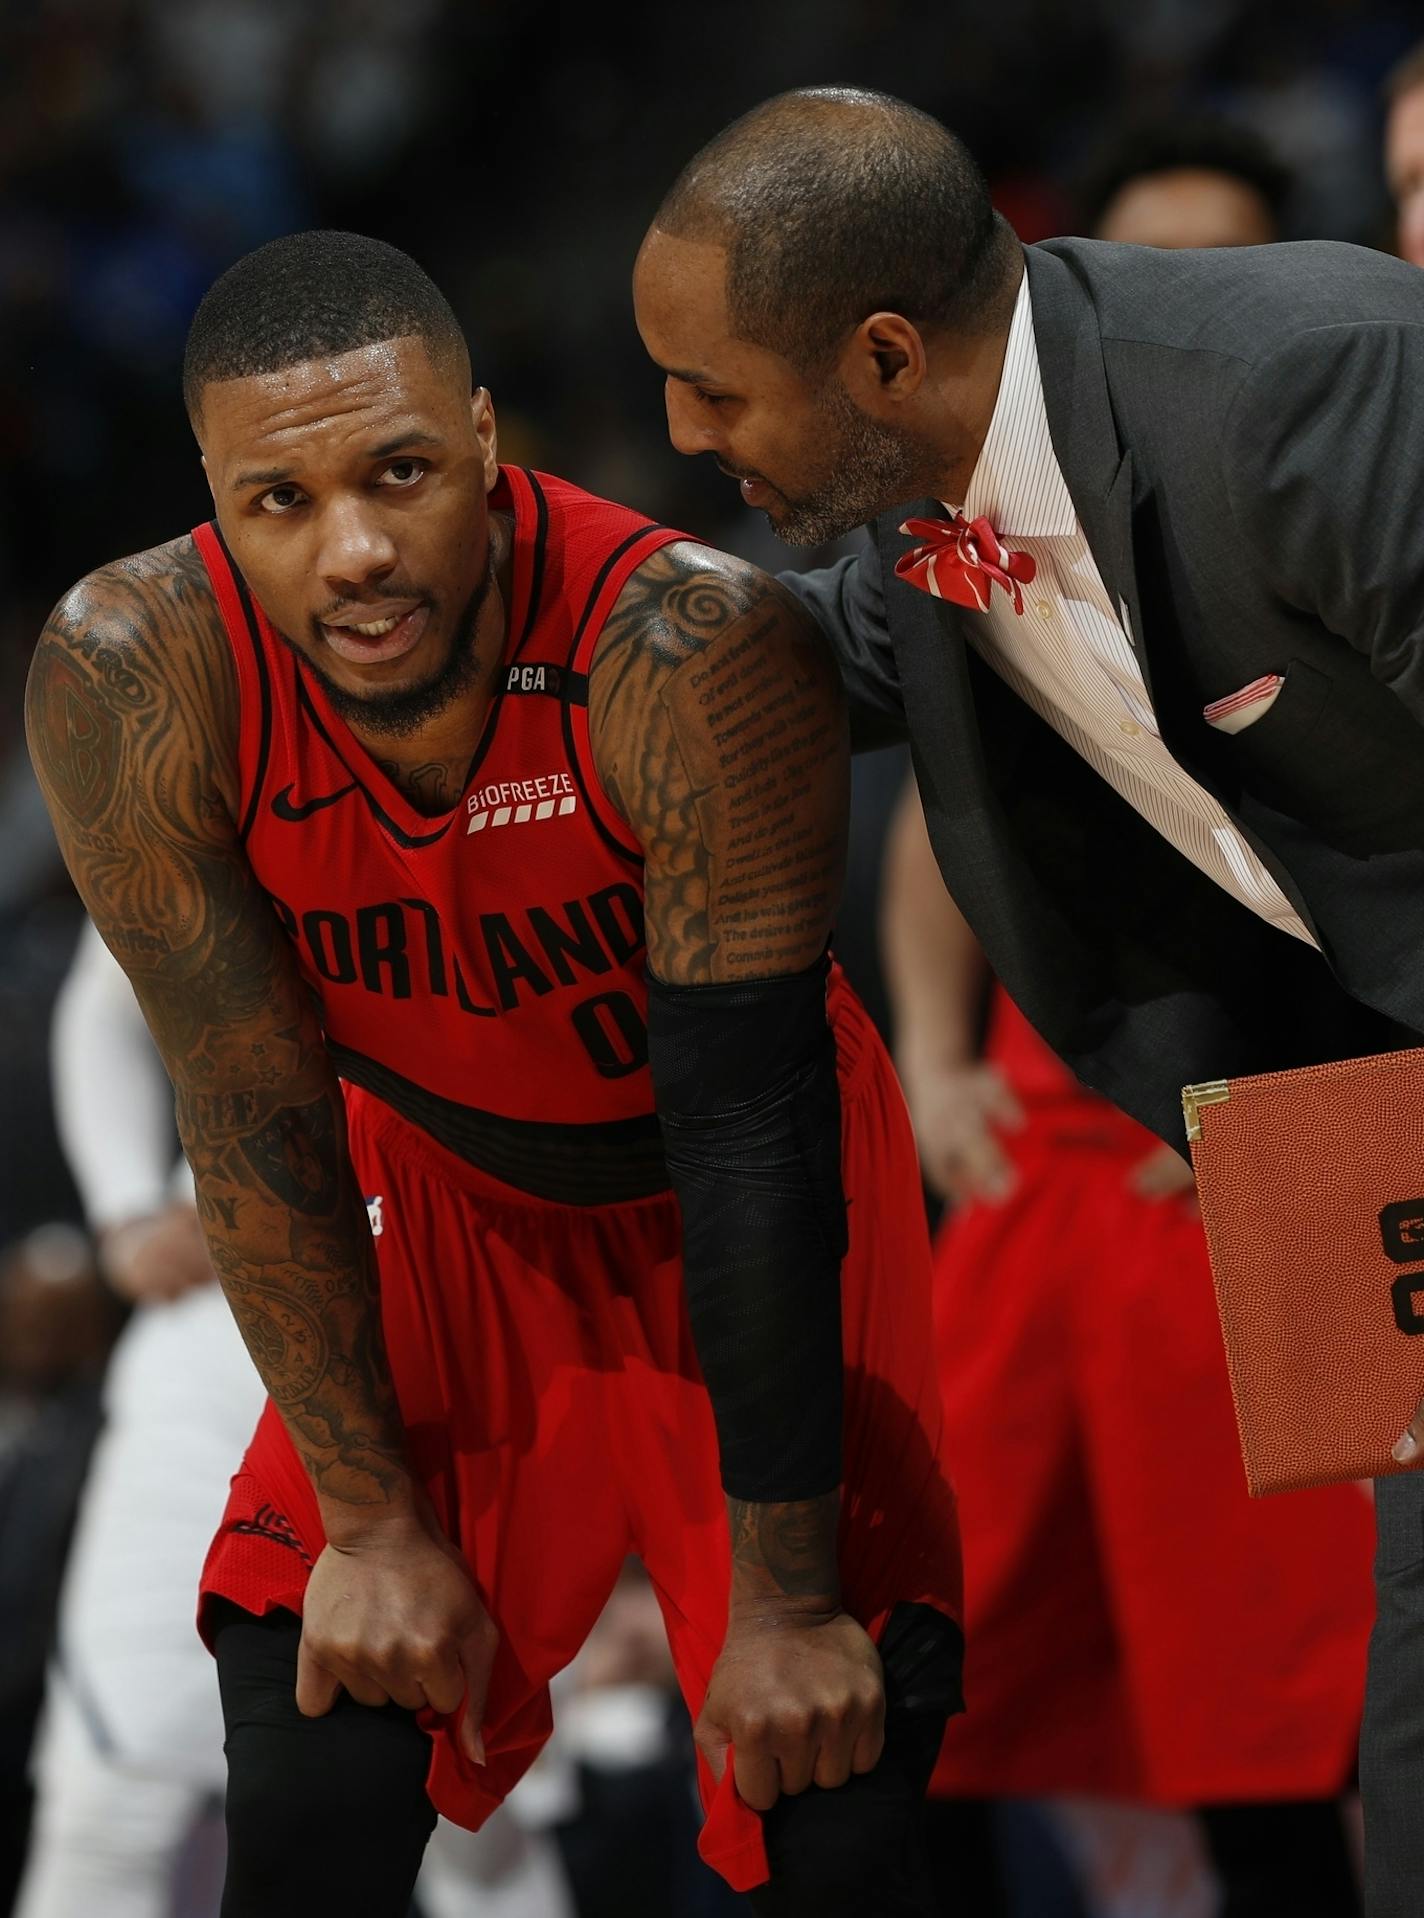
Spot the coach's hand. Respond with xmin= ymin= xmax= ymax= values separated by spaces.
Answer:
xmin=901 ymin=1059 xmax=1024 ymax=1208
xmin=1393 ymin=1400 xmax=1424 ymax=1467
xmin=296 ymin=1504 xmax=497 ymax=1766
xmin=1128 ymin=1141 xmax=1198 ymax=1203
xmin=695 ymin=1607 xmax=885 ymax=1810
xmin=100 ymin=1202 xmax=215 ymax=1303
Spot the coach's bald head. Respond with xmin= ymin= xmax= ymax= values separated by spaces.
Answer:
xmin=635 ymin=89 xmax=1020 ymax=544
xmin=652 ymin=87 xmax=1017 ymax=371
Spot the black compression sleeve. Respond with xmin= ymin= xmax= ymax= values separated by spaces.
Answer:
xmin=646 ymin=954 xmax=849 ymax=1504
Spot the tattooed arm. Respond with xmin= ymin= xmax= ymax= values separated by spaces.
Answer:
xmin=590 ymin=544 xmax=883 ymax=1808
xmin=26 ymin=542 xmax=406 ymax=1502
xmin=26 ymin=543 xmax=493 ymax=1747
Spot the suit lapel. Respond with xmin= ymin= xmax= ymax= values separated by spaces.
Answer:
xmin=889 ymin=253 xmax=1155 ymax=698
xmin=875 ymin=507 xmax=1096 ymax=996
xmin=876 ymin=501 xmax=993 ymax=800
xmin=1024 ymin=246 xmax=1154 ymax=701
xmin=1098 ymin=452 xmax=1152 ymax=704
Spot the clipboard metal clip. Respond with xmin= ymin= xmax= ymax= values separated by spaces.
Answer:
xmin=1183 ymin=1079 xmax=1231 ymax=1144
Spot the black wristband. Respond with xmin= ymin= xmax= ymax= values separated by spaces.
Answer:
xmin=646 ymin=954 xmax=848 ymax=1503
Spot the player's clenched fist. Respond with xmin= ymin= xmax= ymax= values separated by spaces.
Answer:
xmin=296 ymin=1505 xmax=497 ymax=1767
xmin=695 ymin=1609 xmax=886 ymax=1810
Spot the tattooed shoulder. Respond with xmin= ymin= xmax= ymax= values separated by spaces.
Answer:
xmin=587 ymin=542 xmax=848 ymax=987
xmin=27 ymin=536 xmax=238 ymax=834
xmin=25 ymin=535 xmax=248 ymax=1000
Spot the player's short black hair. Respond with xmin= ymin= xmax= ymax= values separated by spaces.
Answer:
xmin=652 ymin=87 xmax=1018 ymax=373
xmin=182 ymin=229 xmax=469 ymax=421
xmin=1078 ymin=116 xmax=1291 ymax=236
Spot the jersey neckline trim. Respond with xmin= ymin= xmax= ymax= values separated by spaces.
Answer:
xmin=276 ymin=465 xmax=548 ymax=846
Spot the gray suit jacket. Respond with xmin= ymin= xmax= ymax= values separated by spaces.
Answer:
xmin=789 ymin=237 xmax=1424 ymax=1147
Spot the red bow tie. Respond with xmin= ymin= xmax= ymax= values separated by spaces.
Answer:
xmin=895 ymin=513 xmax=1037 ymax=615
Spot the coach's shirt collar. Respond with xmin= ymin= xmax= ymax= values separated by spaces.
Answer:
xmin=957 ymin=271 xmax=1078 ymax=539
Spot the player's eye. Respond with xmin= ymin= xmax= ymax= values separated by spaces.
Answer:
xmin=694 ymin=387 xmax=732 ymax=409
xmin=257 ymin=485 xmax=306 ymax=515
xmin=379 ymin=459 xmax=427 ymax=487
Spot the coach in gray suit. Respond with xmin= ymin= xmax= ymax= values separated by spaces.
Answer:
xmin=635 ymin=87 xmax=1424 ymax=1913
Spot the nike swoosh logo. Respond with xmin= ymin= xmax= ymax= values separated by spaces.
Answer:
xmin=270 ymin=781 xmax=358 ymax=821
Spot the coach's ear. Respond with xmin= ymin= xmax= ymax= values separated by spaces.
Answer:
xmin=472 ymin=388 xmax=499 ymax=492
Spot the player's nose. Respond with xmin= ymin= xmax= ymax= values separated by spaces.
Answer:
xmin=314 ymin=495 xmax=399 ymax=587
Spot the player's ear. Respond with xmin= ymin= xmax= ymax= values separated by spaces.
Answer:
xmin=200 ymin=454 xmax=216 ymax=506
xmin=472 ymin=388 xmax=499 ymax=492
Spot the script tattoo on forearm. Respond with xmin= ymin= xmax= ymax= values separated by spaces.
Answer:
xmin=590 ymin=545 xmax=849 ymax=1602
xmin=727 ymin=1492 xmax=842 ymax=1603
xmin=588 ymin=543 xmax=849 ymax=986
xmin=26 ymin=542 xmax=410 ymax=1510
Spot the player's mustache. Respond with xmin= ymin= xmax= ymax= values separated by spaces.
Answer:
xmin=315 ymin=587 xmax=431 ymax=623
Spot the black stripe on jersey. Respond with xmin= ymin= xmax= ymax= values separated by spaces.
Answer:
xmin=326 ymin=1041 xmax=670 ymax=1205
xmin=212 ymin=524 xmax=274 ymax=846
xmin=562 ymin=525 xmax=677 ymax=869
xmin=294 ymin=676 xmax=459 ymax=849
xmin=563 ymin=524 xmax=677 ymax=675
xmin=502 ymin=663 xmax=588 ymax=704
xmin=507 ymin=468 xmax=550 ymax=666
xmin=563 ymin=701 xmax=644 ymax=870
xmin=441 ymin=468 xmax=552 ymax=800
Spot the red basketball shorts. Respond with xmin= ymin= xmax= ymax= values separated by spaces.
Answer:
xmin=930 ymin=1081 xmax=1373 ymax=1805
xmin=200 ymin=979 xmax=961 ymax=1892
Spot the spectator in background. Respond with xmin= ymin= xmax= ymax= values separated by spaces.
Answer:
xmin=13 ymin=920 xmax=266 ymax=1918
xmin=1079 ymin=115 xmax=1290 ymax=247
xmin=552 ymin=1563 xmax=741 ymax=1918
xmin=1384 ymin=40 xmax=1424 ymax=267
xmin=882 ymin=122 xmax=1373 ymax=1918
xmin=16 ymin=922 xmax=574 ymax=1918
xmin=0 ymin=1225 xmax=114 ymax=1915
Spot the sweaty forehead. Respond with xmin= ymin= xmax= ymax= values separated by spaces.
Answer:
xmin=634 ymin=228 xmax=807 ymax=397
xmin=634 ymin=231 xmax=738 ymax=357
xmin=197 ymin=336 xmax=457 ymax=458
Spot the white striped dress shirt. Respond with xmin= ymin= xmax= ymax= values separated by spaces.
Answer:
xmin=953 ymin=273 xmax=1317 ymax=948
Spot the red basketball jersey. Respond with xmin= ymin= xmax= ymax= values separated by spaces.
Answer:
xmin=192 ymin=468 xmax=681 ymax=1199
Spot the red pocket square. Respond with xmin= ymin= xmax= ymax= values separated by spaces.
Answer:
xmin=1203 ymin=675 xmax=1284 ymax=733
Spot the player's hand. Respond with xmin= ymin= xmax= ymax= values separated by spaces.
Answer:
xmin=296 ymin=1505 xmax=497 ymax=1766
xmin=900 ymin=1060 xmax=1024 ymax=1208
xmin=1127 ymin=1143 xmax=1199 ymax=1208
xmin=99 ymin=1202 xmax=215 ymax=1303
xmin=694 ymin=1608 xmax=885 ymax=1810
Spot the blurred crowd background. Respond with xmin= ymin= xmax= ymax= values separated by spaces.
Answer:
xmin=1 ymin=3 xmax=1421 ymax=1915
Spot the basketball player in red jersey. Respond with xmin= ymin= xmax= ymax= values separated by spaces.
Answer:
xmin=25 ymin=231 xmax=962 ymax=1917
xmin=885 ymin=785 xmax=1372 ymax=1914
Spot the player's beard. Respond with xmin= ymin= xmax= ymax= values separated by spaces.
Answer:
xmin=771 ymin=380 xmax=941 ymax=548
xmin=286 ymin=553 xmax=496 ymax=741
